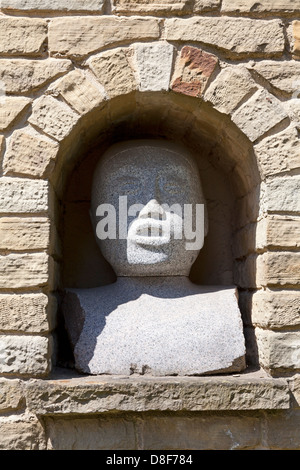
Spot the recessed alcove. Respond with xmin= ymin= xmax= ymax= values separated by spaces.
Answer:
xmin=52 ymin=91 xmax=261 ymax=371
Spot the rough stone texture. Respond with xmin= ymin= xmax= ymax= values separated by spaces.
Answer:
xmin=29 ymin=95 xmax=79 ymax=142
xmin=171 ymin=46 xmax=218 ymax=97
xmin=87 ymin=48 xmax=137 ymax=98
xmin=250 ymin=290 xmax=300 ymax=329
xmin=0 ymin=218 xmax=50 ymax=251
xmin=254 ymin=125 xmax=300 ymax=177
xmin=266 ymin=176 xmax=300 ymax=212
xmin=266 ymin=410 xmax=300 ymax=450
xmin=284 ymin=99 xmax=300 ymax=126
xmin=165 ymin=18 xmax=285 ymax=58
xmin=294 ymin=21 xmax=300 ymax=56
xmin=0 ymin=136 xmax=4 ymax=155
xmin=113 ymin=0 xmax=221 ymax=14
xmin=3 ymin=128 xmax=59 ymax=178
xmin=0 ymin=414 xmax=46 ymax=450
xmin=0 ymin=0 xmax=105 ymax=11
xmin=258 ymin=215 xmax=300 ymax=250
xmin=204 ymin=66 xmax=257 ymax=114
xmin=0 ymin=97 xmax=31 ymax=132
xmin=0 ymin=253 xmax=51 ymax=289
xmin=0 ymin=293 xmax=55 ymax=333
xmin=0 ymin=379 xmax=23 ymax=412
xmin=291 ymin=375 xmax=300 ymax=408
xmin=49 ymin=17 xmax=160 ymax=58
xmin=0 ymin=17 xmax=47 ymax=56
xmin=251 ymin=60 xmax=300 ymax=95
xmin=134 ymin=42 xmax=175 ymax=92
xmin=222 ymin=0 xmax=300 ymax=13
xmin=258 ymin=252 xmax=300 ymax=287
xmin=232 ymin=89 xmax=288 ymax=142
xmin=256 ymin=328 xmax=300 ymax=371
xmin=0 ymin=178 xmax=49 ymax=214
xmin=25 ymin=370 xmax=290 ymax=415
xmin=0 ymin=335 xmax=50 ymax=375
xmin=49 ymin=70 xmax=105 ymax=115
xmin=0 ymin=59 xmax=72 ymax=95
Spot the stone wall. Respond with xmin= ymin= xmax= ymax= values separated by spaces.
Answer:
xmin=0 ymin=0 xmax=299 ymax=450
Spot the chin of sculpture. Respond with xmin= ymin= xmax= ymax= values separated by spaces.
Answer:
xmin=63 ymin=140 xmax=246 ymax=376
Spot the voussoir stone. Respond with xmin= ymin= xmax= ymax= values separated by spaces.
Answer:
xmin=171 ymin=46 xmax=218 ymax=97
xmin=165 ymin=17 xmax=285 ymax=58
xmin=0 ymin=293 xmax=54 ymax=333
xmin=49 ymin=17 xmax=160 ymax=58
xmin=0 ymin=17 xmax=47 ymax=56
xmin=0 ymin=177 xmax=49 ymax=214
xmin=0 ymin=97 xmax=31 ymax=132
xmin=0 ymin=335 xmax=50 ymax=375
xmin=0 ymin=59 xmax=72 ymax=94
xmin=254 ymin=125 xmax=300 ymax=177
xmin=251 ymin=60 xmax=300 ymax=95
xmin=204 ymin=66 xmax=257 ymax=114
xmin=29 ymin=95 xmax=79 ymax=141
xmin=3 ymin=128 xmax=59 ymax=178
xmin=232 ymin=89 xmax=288 ymax=142
xmin=222 ymin=0 xmax=300 ymax=13
xmin=0 ymin=0 xmax=105 ymax=12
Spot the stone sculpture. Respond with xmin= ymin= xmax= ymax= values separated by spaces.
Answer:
xmin=63 ymin=140 xmax=246 ymax=376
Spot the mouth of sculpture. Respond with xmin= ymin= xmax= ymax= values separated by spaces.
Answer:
xmin=128 ymin=219 xmax=171 ymax=246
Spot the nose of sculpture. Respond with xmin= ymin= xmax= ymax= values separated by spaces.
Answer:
xmin=138 ymin=199 xmax=166 ymax=221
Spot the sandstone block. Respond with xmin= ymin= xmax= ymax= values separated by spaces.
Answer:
xmin=222 ymin=0 xmax=300 ymax=14
xmin=49 ymin=70 xmax=105 ymax=115
xmin=205 ymin=66 xmax=257 ymax=114
xmin=113 ymin=0 xmax=220 ymax=14
xmin=251 ymin=290 xmax=300 ymax=329
xmin=258 ymin=252 xmax=300 ymax=287
xmin=3 ymin=128 xmax=59 ymax=178
xmin=49 ymin=17 xmax=160 ymax=58
xmin=0 ymin=335 xmax=50 ymax=375
xmin=0 ymin=217 xmax=50 ymax=251
xmin=171 ymin=46 xmax=218 ymax=97
xmin=165 ymin=18 xmax=285 ymax=58
xmin=0 ymin=97 xmax=31 ymax=132
xmin=88 ymin=48 xmax=137 ymax=98
xmin=29 ymin=95 xmax=79 ymax=142
xmin=293 ymin=21 xmax=300 ymax=56
xmin=291 ymin=375 xmax=300 ymax=408
xmin=266 ymin=176 xmax=300 ymax=213
xmin=0 ymin=17 xmax=47 ymax=56
xmin=0 ymin=379 xmax=23 ymax=412
xmin=232 ymin=89 xmax=288 ymax=142
xmin=0 ymin=253 xmax=51 ymax=289
xmin=254 ymin=125 xmax=300 ymax=177
xmin=0 ymin=58 xmax=72 ymax=94
xmin=284 ymin=99 xmax=300 ymax=126
xmin=0 ymin=177 xmax=49 ymax=214
xmin=0 ymin=414 xmax=46 ymax=450
xmin=134 ymin=42 xmax=175 ymax=92
xmin=251 ymin=60 xmax=300 ymax=95
xmin=257 ymin=215 xmax=300 ymax=250
xmin=0 ymin=293 xmax=55 ymax=333
xmin=265 ymin=410 xmax=300 ymax=450
xmin=0 ymin=0 xmax=104 ymax=11
xmin=256 ymin=328 xmax=300 ymax=371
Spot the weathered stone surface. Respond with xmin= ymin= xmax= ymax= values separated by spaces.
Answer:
xmin=0 ymin=0 xmax=104 ymax=11
xmin=0 ymin=177 xmax=49 ymax=214
xmin=284 ymin=99 xmax=300 ymax=126
xmin=0 ymin=253 xmax=51 ymax=289
xmin=0 ymin=335 xmax=50 ymax=375
xmin=258 ymin=252 xmax=300 ymax=287
xmin=251 ymin=60 xmax=300 ymax=95
xmin=222 ymin=0 xmax=300 ymax=13
xmin=88 ymin=48 xmax=137 ymax=98
xmin=0 ymin=17 xmax=47 ymax=56
xmin=0 ymin=217 xmax=50 ymax=251
xmin=294 ymin=21 xmax=300 ymax=56
xmin=25 ymin=370 xmax=290 ymax=415
xmin=0 ymin=414 xmax=46 ymax=450
xmin=113 ymin=0 xmax=220 ymax=14
xmin=260 ymin=215 xmax=300 ymax=249
xmin=266 ymin=410 xmax=300 ymax=450
xmin=251 ymin=290 xmax=300 ymax=329
xmin=232 ymin=89 xmax=288 ymax=142
xmin=0 ymin=293 xmax=55 ymax=333
xmin=3 ymin=128 xmax=59 ymax=178
xmin=254 ymin=125 xmax=300 ymax=177
xmin=0 ymin=136 xmax=4 ymax=155
xmin=205 ymin=66 xmax=257 ymax=114
xmin=165 ymin=18 xmax=285 ymax=58
xmin=291 ymin=375 xmax=300 ymax=408
xmin=171 ymin=46 xmax=218 ymax=97
xmin=256 ymin=328 xmax=300 ymax=371
xmin=0 ymin=97 xmax=31 ymax=132
xmin=0 ymin=59 xmax=72 ymax=94
xmin=134 ymin=42 xmax=175 ymax=92
xmin=29 ymin=95 xmax=79 ymax=142
xmin=49 ymin=70 xmax=105 ymax=115
xmin=266 ymin=176 xmax=300 ymax=212
xmin=49 ymin=17 xmax=160 ymax=58
xmin=0 ymin=379 xmax=23 ymax=412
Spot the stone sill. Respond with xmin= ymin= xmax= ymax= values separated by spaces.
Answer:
xmin=25 ymin=367 xmax=291 ymax=416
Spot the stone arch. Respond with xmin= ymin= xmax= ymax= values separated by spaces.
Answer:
xmin=2 ymin=41 xmax=300 ymax=376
